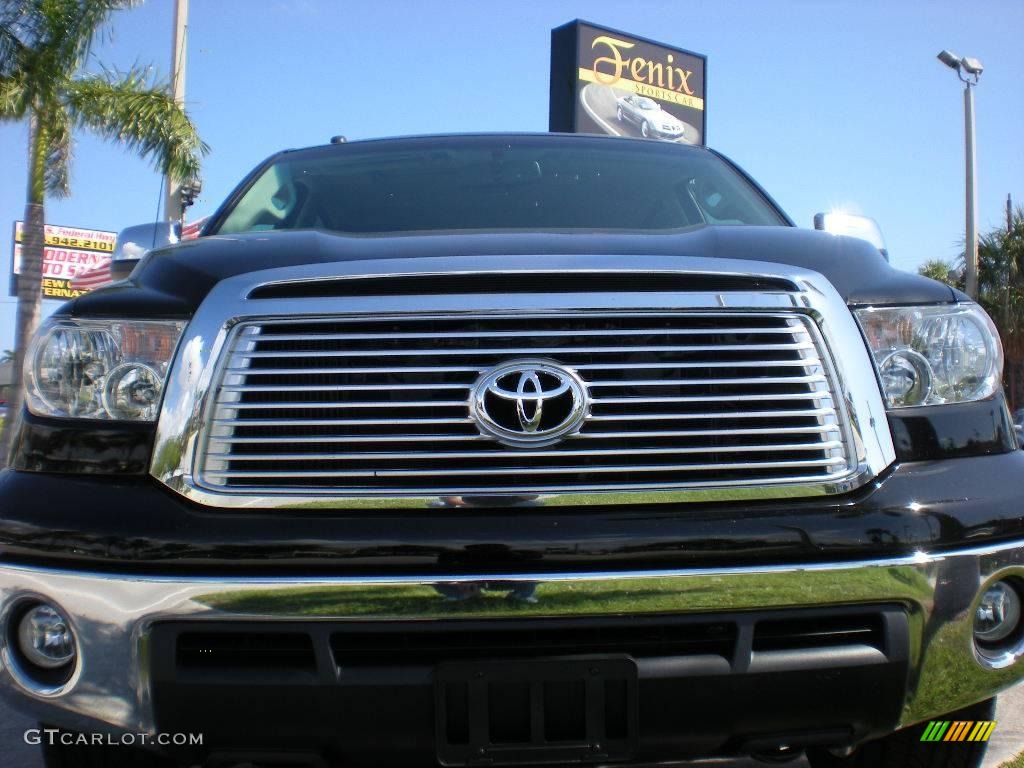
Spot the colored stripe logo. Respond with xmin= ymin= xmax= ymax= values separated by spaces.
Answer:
xmin=921 ymin=720 xmax=996 ymax=742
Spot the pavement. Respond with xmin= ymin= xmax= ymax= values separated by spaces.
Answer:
xmin=0 ymin=684 xmax=1020 ymax=767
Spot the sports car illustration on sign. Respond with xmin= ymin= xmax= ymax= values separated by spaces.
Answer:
xmin=616 ymin=94 xmax=687 ymax=139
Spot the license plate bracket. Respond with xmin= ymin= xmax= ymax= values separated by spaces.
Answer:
xmin=435 ymin=656 xmax=638 ymax=766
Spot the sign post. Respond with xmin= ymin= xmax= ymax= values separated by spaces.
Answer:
xmin=550 ymin=20 xmax=707 ymax=146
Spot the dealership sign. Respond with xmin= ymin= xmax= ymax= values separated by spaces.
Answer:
xmin=550 ymin=20 xmax=707 ymax=145
xmin=10 ymin=221 xmax=117 ymax=299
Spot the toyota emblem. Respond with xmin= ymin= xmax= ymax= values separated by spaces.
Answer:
xmin=470 ymin=360 xmax=589 ymax=447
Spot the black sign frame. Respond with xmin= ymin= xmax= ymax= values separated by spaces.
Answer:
xmin=550 ymin=20 xmax=707 ymax=146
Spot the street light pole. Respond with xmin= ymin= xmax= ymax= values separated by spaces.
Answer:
xmin=164 ymin=0 xmax=188 ymax=224
xmin=964 ymin=79 xmax=978 ymax=299
xmin=937 ymin=50 xmax=983 ymax=300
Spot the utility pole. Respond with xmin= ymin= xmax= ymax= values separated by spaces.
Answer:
xmin=164 ymin=0 xmax=188 ymax=224
xmin=1006 ymin=193 xmax=1013 ymax=331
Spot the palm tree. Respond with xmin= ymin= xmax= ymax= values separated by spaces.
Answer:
xmin=975 ymin=208 xmax=1024 ymax=408
xmin=0 ymin=350 xmax=14 ymax=364
xmin=918 ymin=211 xmax=1024 ymax=409
xmin=0 ymin=0 xmax=206 ymax=452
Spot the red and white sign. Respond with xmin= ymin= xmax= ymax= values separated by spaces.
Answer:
xmin=11 ymin=221 xmax=117 ymax=299
xmin=12 ymin=244 xmax=111 ymax=280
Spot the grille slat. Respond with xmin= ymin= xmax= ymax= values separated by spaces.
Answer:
xmin=251 ymin=326 xmax=807 ymax=342
xmin=218 ymin=375 xmax=829 ymax=393
xmin=205 ymin=457 xmax=849 ymax=479
xmin=210 ymin=425 xmax=841 ymax=445
xmin=228 ymin=359 xmax=822 ymax=376
xmin=222 ymin=400 xmax=471 ymax=410
xmin=208 ymin=440 xmax=844 ymax=462
xmin=212 ymin=417 xmax=477 ymax=427
xmin=199 ymin=311 xmax=853 ymax=495
xmin=591 ymin=375 xmax=827 ymax=387
xmin=586 ymin=409 xmax=835 ymax=421
xmin=219 ymin=393 xmax=829 ymax=411
xmin=592 ymin=393 xmax=830 ymax=405
xmin=234 ymin=341 xmax=816 ymax=359
xmin=222 ymin=382 xmax=473 ymax=392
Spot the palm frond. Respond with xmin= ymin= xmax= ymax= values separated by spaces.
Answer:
xmin=0 ymin=72 xmax=29 ymax=117
xmin=65 ymin=66 xmax=207 ymax=181
xmin=918 ymin=258 xmax=960 ymax=288
xmin=0 ymin=0 xmax=41 ymax=75
xmin=41 ymin=103 xmax=73 ymax=197
xmin=39 ymin=0 xmax=137 ymax=73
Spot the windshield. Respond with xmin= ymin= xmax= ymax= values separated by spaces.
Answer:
xmin=213 ymin=137 xmax=787 ymax=236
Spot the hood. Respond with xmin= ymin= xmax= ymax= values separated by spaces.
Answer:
xmin=65 ymin=225 xmax=955 ymax=318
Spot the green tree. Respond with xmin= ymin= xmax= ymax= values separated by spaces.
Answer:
xmin=926 ymin=208 xmax=1024 ymax=408
xmin=0 ymin=0 xmax=206 ymax=452
xmin=974 ymin=207 xmax=1024 ymax=409
xmin=918 ymin=258 xmax=961 ymax=288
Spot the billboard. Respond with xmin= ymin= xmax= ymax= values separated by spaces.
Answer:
xmin=10 ymin=221 xmax=117 ymax=300
xmin=550 ymin=20 xmax=706 ymax=145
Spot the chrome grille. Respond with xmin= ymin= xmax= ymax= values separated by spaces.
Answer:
xmin=198 ymin=312 xmax=853 ymax=495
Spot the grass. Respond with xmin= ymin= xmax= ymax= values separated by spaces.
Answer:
xmin=907 ymin=616 xmax=1023 ymax=720
xmin=195 ymin=566 xmax=1024 ymax=729
xmin=999 ymin=752 xmax=1024 ymax=768
xmin=195 ymin=565 xmax=932 ymax=620
xmin=288 ymin=485 xmax=828 ymax=510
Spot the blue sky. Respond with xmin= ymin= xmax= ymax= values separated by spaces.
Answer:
xmin=2 ymin=0 xmax=1022 ymax=351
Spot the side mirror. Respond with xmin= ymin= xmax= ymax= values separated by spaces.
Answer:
xmin=814 ymin=212 xmax=889 ymax=262
xmin=111 ymin=222 xmax=181 ymax=280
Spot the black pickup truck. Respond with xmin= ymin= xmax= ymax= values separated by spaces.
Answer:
xmin=3 ymin=134 xmax=1023 ymax=768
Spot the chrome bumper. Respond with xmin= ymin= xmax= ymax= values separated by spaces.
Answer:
xmin=2 ymin=539 xmax=1024 ymax=737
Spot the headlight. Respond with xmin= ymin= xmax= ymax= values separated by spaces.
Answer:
xmin=25 ymin=318 xmax=186 ymax=421
xmin=855 ymin=304 xmax=1003 ymax=408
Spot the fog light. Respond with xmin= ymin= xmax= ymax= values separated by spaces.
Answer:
xmin=16 ymin=604 xmax=76 ymax=670
xmin=975 ymin=580 xmax=1022 ymax=645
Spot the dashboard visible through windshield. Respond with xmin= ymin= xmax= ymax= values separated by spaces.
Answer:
xmin=212 ymin=136 xmax=787 ymax=236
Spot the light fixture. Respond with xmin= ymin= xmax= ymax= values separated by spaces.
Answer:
xmin=961 ymin=57 xmax=984 ymax=76
xmin=937 ymin=49 xmax=961 ymax=70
